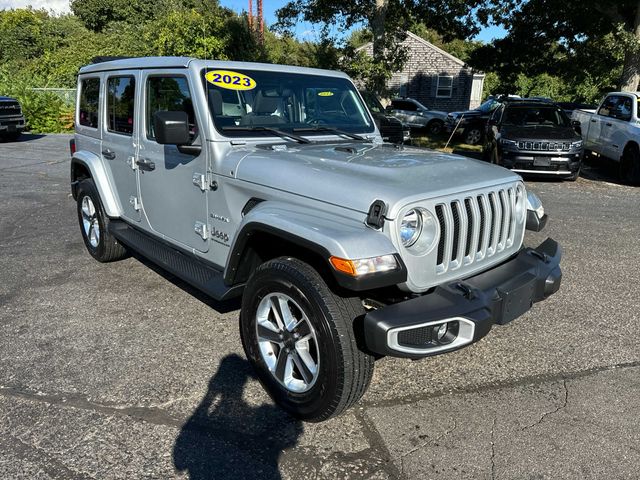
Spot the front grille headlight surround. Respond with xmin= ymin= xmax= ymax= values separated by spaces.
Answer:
xmin=398 ymin=207 xmax=439 ymax=254
xmin=571 ymin=140 xmax=583 ymax=149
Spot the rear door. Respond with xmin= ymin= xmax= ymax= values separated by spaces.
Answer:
xmin=103 ymin=71 xmax=141 ymax=221
xmin=588 ymin=96 xmax=618 ymax=155
xmin=137 ymin=70 xmax=209 ymax=253
xmin=601 ymin=94 xmax=632 ymax=161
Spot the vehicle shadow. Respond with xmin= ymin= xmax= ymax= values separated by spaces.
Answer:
xmin=0 ymin=132 xmax=46 ymax=143
xmin=173 ymin=354 xmax=303 ymax=480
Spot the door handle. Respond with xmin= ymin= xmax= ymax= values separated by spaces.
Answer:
xmin=590 ymin=119 xmax=597 ymax=123
xmin=605 ymin=122 xmax=612 ymax=126
xmin=102 ymin=149 xmax=116 ymax=160
xmin=136 ymin=158 xmax=156 ymax=171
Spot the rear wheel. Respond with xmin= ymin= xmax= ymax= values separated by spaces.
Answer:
xmin=240 ymin=257 xmax=374 ymax=422
xmin=620 ymin=146 xmax=640 ymax=185
xmin=464 ymin=126 xmax=483 ymax=145
xmin=76 ymin=179 xmax=128 ymax=262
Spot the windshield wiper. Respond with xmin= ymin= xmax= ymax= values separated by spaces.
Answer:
xmin=222 ymin=125 xmax=311 ymax=144
xmin=293 ymin=126 xmax=367 ymax=141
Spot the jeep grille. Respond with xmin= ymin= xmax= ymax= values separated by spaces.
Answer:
xmin=517 ymin=141 xmax=570 ymax=151
xmin=0 ymin=101 xmax=21 ymax=115
xmin=434 ymin=186 xmax=520 ymax=275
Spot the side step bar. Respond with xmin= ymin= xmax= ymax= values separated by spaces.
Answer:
xmin=108 ymin=220 xmax=243 ymax=301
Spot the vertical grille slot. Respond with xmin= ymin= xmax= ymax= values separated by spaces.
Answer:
xmin=477 ymin=195 xmax=487 ymax=256
xmin=435 ymin=205 xmax=446 ymax=266
xmin=464 ymin=198 xmax=474 ymax=258
xmin=450 ymin=202 xmax=460 ymax=263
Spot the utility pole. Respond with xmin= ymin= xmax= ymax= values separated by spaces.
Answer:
xmin=257 ymin=0 xmax=264 ymax=44
xmin=248 ymin=0 xmax=253 ymax=30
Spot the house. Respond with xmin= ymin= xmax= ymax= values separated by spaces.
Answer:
xmin=357 ymin=31 xmax=485 ymax=112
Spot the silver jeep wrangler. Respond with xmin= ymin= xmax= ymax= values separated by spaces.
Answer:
xmin=71 ymin=57 xmax=562 ymax=421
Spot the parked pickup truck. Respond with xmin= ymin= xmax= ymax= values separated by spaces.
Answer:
xmin=572 ymin=92 xmax=640 ymax=184
xmin=0 ymin=96 xmax=26 ymax=141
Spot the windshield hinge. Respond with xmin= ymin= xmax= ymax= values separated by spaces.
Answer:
xmin=192 ymin=172 xmax=207 ymax=191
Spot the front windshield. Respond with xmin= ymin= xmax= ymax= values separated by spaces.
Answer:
xmin=502 ymin=105 xmax=570 ymax=127
xmin=201 ymin=68 xmax=375 ymax=137
xmin=477 ymin=99 xmax=500 ymax=113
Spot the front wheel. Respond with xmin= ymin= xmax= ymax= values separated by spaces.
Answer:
xmin=240 ymin=257 xmax=374 ymax=422
xmin=427 ymin=119 xmax=444 ymax=135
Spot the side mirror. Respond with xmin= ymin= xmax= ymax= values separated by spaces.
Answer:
xmin=571 ymin=119 xmax=582 ymax=134
xmin=154 ymin=111 xmax=190 ymax=145
xmin=385 ymin=105 xmax=393 ymax=114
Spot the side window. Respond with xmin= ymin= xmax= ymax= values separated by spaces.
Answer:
xmin=146 ymin=76 xmax=196 ymax=140
xmin=107 ymin=76 xmax=135 ymax=135
xmin=394 ymin=100 xmax=417 ymax=111
xmin=79 ymin=78 xmax=100 ymax=128
xmin=598 ymin=96 xmax=619 ymax=118
xmin=614 ymin=97 xmax=632 ymax=121
xmin=436 ymin=75 xmax=453 ymax=98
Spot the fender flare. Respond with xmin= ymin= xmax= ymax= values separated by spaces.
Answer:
xmin=224 ymin=201 xmax=406 ymax=291
xmin=71 ymin=151 xmax=122 ymax=218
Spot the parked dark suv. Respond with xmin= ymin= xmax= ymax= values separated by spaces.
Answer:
xmin=445 ymin=96 xmax=513 ymax=145
xmin=483 ymin=99 xmax=583 ymax=180
xmin=0 ymin=96 xmax=26 ymax=141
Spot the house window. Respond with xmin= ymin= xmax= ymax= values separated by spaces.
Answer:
xmin=436 ymin=75 xmax=453 ymax=98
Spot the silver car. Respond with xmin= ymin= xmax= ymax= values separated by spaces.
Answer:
xmin=70 ymin=57 xmax=562 ymax=422
xmin=388 ymin=97 xmax=448 ymax=134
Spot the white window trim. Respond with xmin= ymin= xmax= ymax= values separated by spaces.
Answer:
xmin=436 ymin=75 xmax=453 ymax=99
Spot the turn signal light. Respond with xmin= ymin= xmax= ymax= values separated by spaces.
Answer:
xmin=329 ymin=255 xmax=398 ymax=277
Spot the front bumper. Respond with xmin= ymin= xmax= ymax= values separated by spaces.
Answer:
xmin=364 ymin=238 xmax=562 ymax=359
xmin=0 ymin=116 xmax=26 ymax=132
xmin=501 ymin=148 xmax=582 ymax=176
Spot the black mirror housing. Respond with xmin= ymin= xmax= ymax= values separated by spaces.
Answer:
xmin=154 ymin=111 xmax=190 ymax=145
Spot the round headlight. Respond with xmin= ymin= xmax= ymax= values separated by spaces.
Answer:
xmin=400 ymin=209 xmax=422 ymax=247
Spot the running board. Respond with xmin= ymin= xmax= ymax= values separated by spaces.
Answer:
xmin=108 ymin=220 xmax=243 ymax=301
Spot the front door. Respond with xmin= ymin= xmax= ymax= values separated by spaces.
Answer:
xmin=137 ymin=71 xmax=209 ymax=253
xmin=103 ymin=71 xmax=140 ymax=221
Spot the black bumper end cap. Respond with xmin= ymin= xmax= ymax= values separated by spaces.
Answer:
xmin=526 ymin=211 xmax=548 ymax=232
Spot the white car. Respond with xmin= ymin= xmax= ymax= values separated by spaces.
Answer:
xmin=388 ymin=98 xmax=448 ymax=134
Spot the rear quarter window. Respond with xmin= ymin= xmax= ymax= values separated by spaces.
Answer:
xmin=79 ymin=78 xmax=100 ymax=128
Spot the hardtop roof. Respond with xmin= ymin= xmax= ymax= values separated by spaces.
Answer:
xmin=78 ymin=56 xmax=350 ymax=79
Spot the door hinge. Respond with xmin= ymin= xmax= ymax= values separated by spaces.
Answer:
xmin=194 ymin=221 xmax=208 ymax=240
xmin=129 ymin=196 xmax=140 ymax=211
xmin=192 ymin=172 xmax=207 ymax=191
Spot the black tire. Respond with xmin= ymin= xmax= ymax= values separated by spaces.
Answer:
xmin=427 ymin=119 xmax=444 ymax=135
xmin=464 ymin=126 xmax=483 ymax=145
xmin=620 ymin=146 xmax=640 ymax=185
xmin=76 ymin=178 xmax=128 ymax=262
xmin=566 ymin=167 xmax=580 ymax=181
xmin=240 ymin=257 xmax=374 ymax=422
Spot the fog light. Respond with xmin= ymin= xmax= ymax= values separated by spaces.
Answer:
xmin=432 ymin=321 xmax=459 ymax=345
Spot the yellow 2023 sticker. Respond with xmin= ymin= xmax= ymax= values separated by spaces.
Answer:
xmin=205 ymin=70 xmax=256 ymax=91
xmin=318 ymin=91 xmax=334 ymax=97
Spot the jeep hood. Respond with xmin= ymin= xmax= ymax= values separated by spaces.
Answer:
xmin=232 ymin=143 xmax=520 ymax=218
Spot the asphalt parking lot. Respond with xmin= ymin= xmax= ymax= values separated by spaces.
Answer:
xmin=1 ymin=134 xmax=639 ymax=480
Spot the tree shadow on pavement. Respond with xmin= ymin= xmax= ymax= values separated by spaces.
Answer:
xmin=173 ymin=354 xmax=303 ymax=480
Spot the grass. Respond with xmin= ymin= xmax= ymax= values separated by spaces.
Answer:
xmin=409 ymin=131 xmax=483 ymax=157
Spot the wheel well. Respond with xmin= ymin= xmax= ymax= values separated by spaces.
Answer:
xmin=230 ymin=231 xmax=339 ymax=291
xmin=70 ymin=161 xmax=91 ymax=199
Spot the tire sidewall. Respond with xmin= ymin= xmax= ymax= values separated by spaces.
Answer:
xmin=76 ymin=180 xmax=108 ymax=261
xmin=240 ymin=261 xmax=344 ymax=420
xmin=428 ymin=120 xmax=443 ymax=135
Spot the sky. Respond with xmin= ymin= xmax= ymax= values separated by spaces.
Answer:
xmin=0 ymin=0 xmax=508 ymax=42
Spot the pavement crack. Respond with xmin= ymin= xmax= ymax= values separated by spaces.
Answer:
xmin=398 ymin=419 xmax=457 ymax=478
xmin=490 ymin=417 xmax=497 ymax=480
xmin=521 ymin=379 xmax=569 ymax=431
xmin=353 ymin=408 xmax=403 ymax=479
